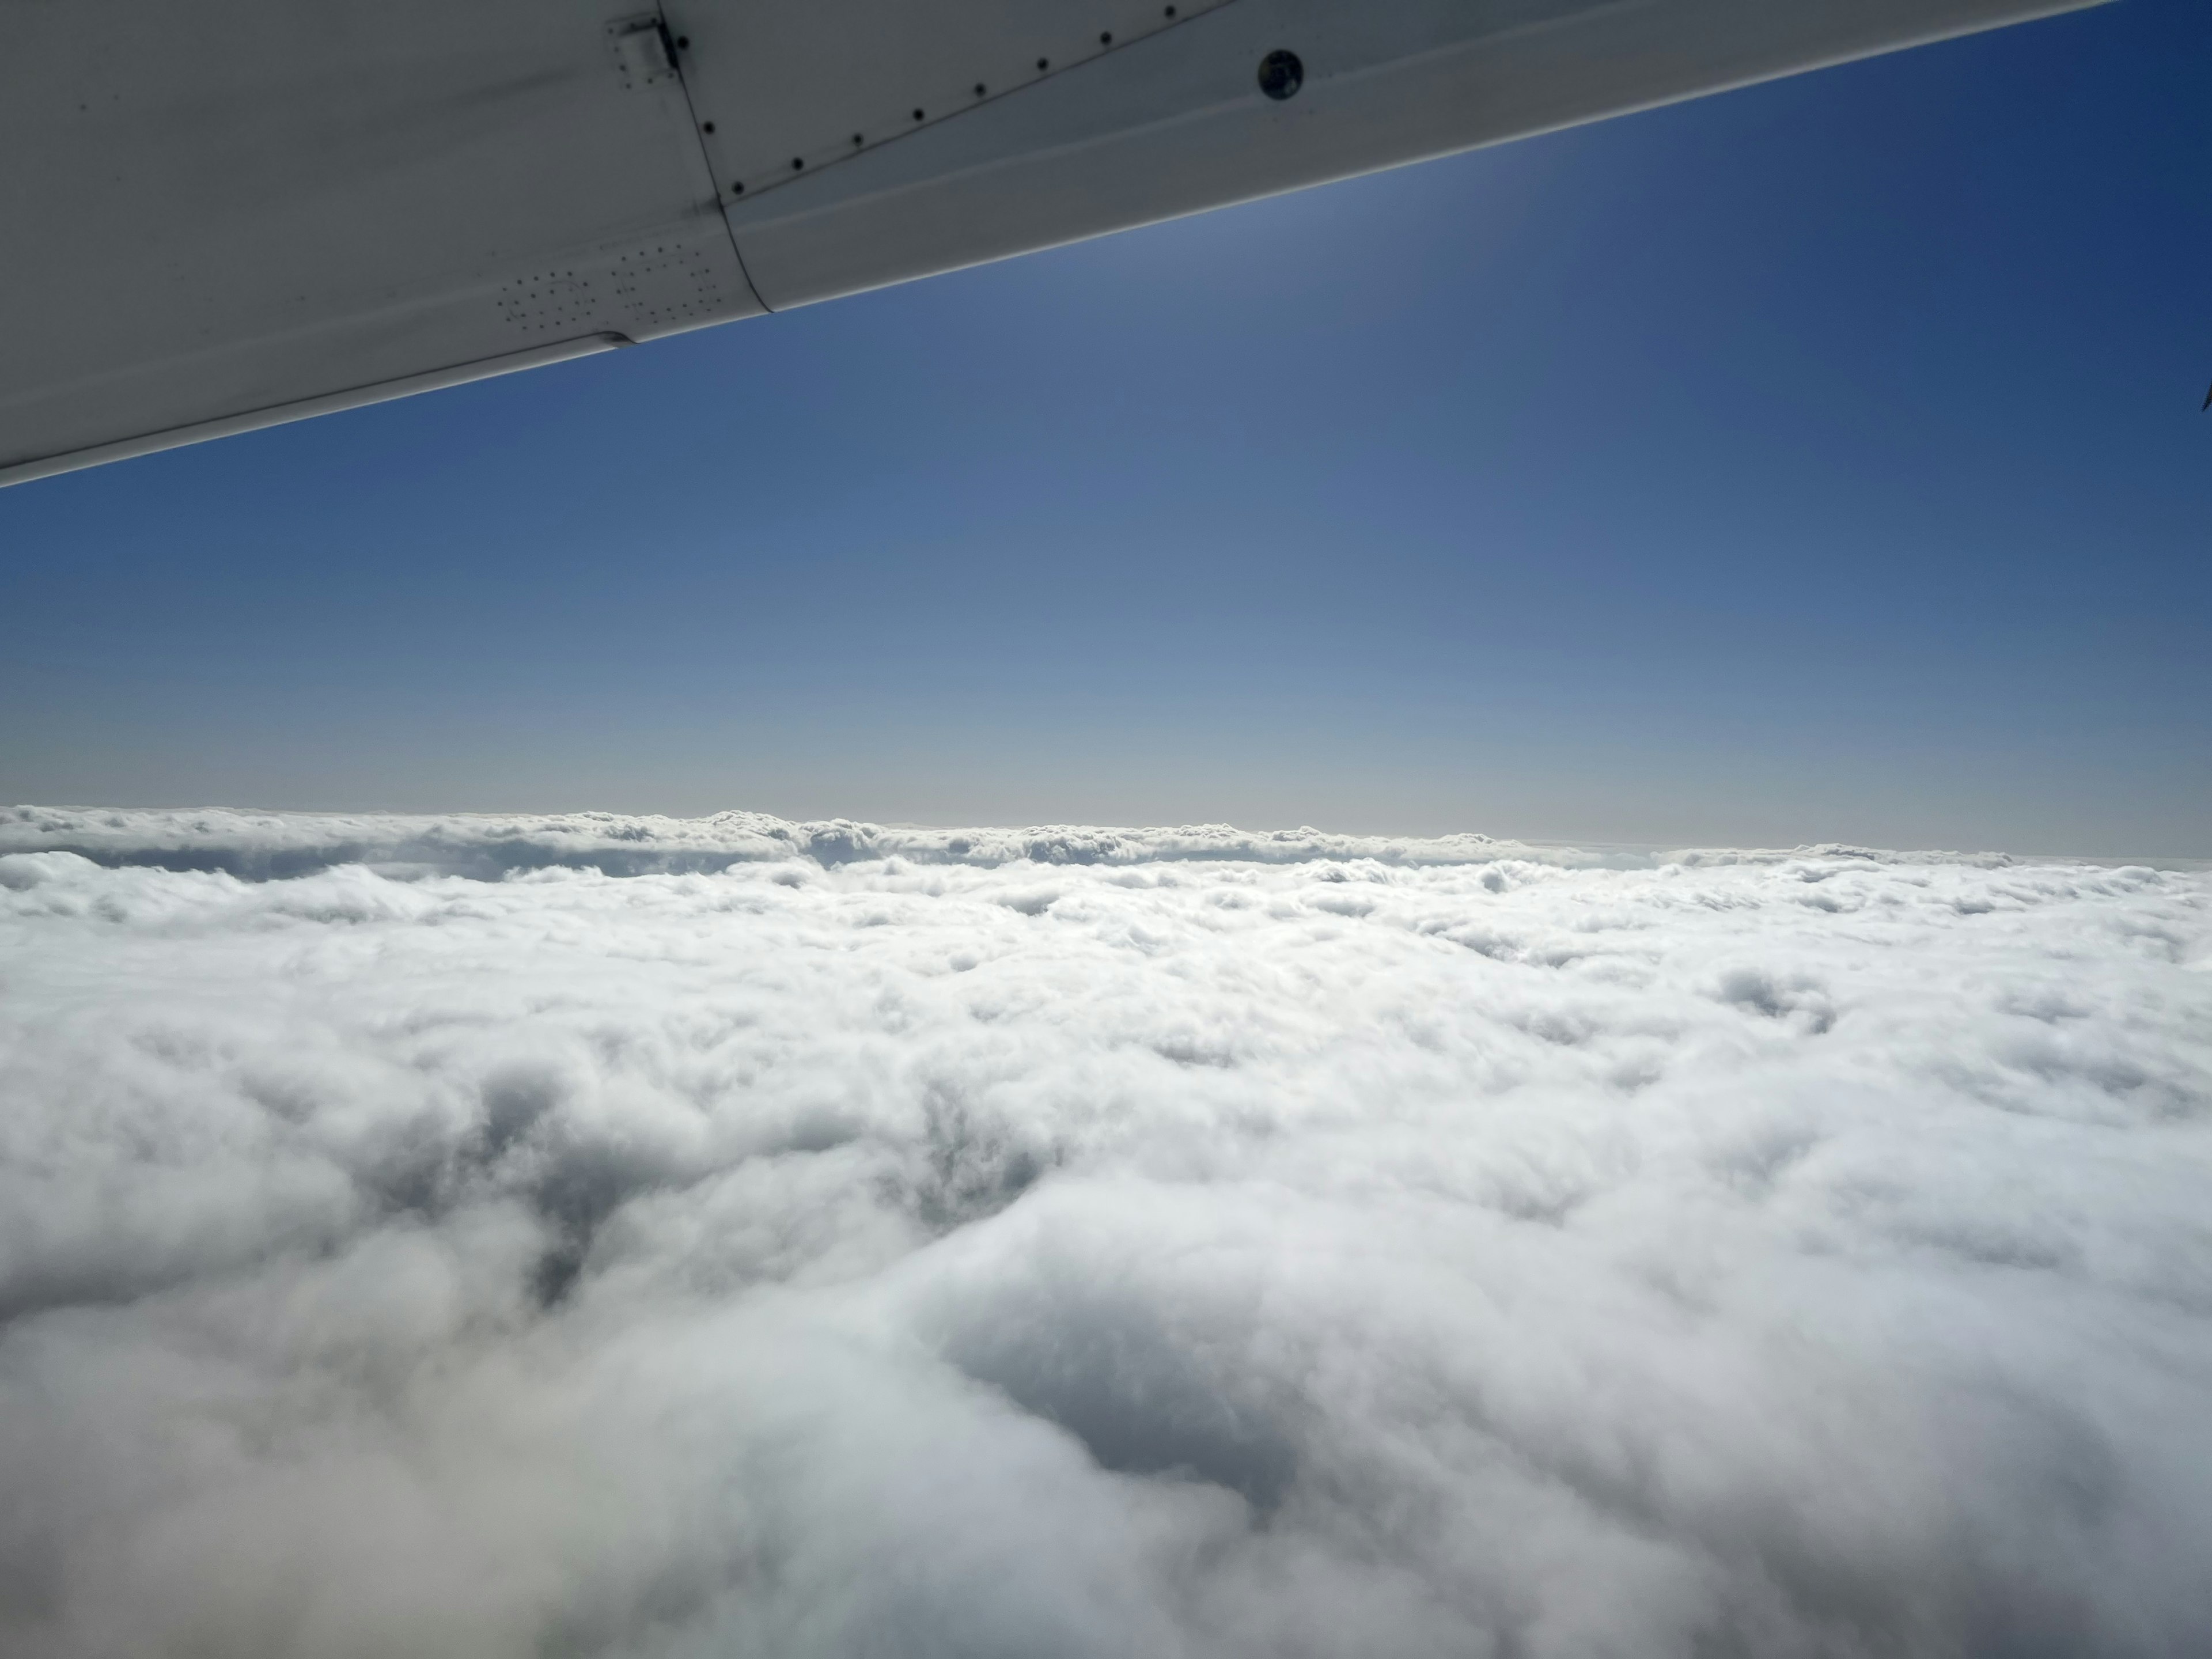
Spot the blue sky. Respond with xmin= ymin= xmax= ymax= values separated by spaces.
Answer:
xmin=3 ymin=0 xmax=2205 ymax=854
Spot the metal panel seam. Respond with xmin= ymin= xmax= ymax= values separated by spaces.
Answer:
xmin=656 ymin=2 xmax=771 ymax=313
xmin=713 ymin=0 xmax=1252 ymax=211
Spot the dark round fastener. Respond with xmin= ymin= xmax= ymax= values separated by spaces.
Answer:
xmin=730 ymin=181 xmax=744 ymax=194
xmin=675 ymin=35 xmax=688 ymax=48
xmin=701 ymin=120 xmax=715 ymax=133
xmin=1257 ymin=49 xmax=1303 ymax=100
xmin=913 ymin=108 xmax=925 ymax=121
xmin=791 ymin=157 xmax=804 ymax=170
xmin=974 ymin=82 xmax=986 ymax=96
xmin=1100 ymin=31 xmax=1112 ymax=44
xmin=1037 ymin=57 xmax=1049 ymax=70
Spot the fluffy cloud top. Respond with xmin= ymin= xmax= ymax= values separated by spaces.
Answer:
xmin=1 ymin=810 xmax=2207 ymax=1657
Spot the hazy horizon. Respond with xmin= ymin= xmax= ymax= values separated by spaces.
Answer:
xmin=7 ymin=800 xmax=2209 ymax=869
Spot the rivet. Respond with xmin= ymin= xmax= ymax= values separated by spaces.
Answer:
xmin=913 ymin=108 xmax=925 ymax=120
xmin=1037 ymin=56 xmax=1049 ymax=69
xmin=852 ymin=132 xmax=863 ymax=145
xmin=701 ymin=120 xmax=715 ymax=133
xmin=676 ymin=35 xmax=688 ymax=48
xmin=791 ymin=156 xmax=804 ymax=170
xmin=1257 ymin=48 xmax=1304 ymax=100
xmin=1100 ymin=31 xmax=1112 ymax=44
xmin=974 ymin=82 xmax=986 ymax=96
xmin=730 ymin=181 xmax=744 ymax=194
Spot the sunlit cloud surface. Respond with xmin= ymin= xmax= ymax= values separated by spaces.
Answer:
xmin=2 ymin=809 xmax=2208 ymax=1657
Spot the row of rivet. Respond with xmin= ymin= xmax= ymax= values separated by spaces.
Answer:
xmin=705 ymin=7 xmax=1191 ymax=200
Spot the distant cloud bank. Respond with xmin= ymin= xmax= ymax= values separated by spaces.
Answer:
xmin=0 ymin=802 xmax=2031 ymax=878
xmin=2 ymin=810 xmax=2207 ymax=1657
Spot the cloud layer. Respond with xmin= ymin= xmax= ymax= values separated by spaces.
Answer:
xmin=2 ymin=812 xmax=2209 ymax=1657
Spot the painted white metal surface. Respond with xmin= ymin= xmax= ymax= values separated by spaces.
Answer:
xmin=710 ymin=0 xmax=2104 ymax=312
xmin=671 ymin=0 xmax=1239 ymax=203
xmin=0 ymin=0 xmax=2105 ymax=487
xmin=0 ymin=0 xmax=756 ymax=486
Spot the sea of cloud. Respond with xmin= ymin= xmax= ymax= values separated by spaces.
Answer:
xmin=2 ymin=807 xmax=2209 ymax=1658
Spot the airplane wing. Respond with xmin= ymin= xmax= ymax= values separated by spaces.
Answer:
xmin=0 ymin=0 xmax=2103 ymax=487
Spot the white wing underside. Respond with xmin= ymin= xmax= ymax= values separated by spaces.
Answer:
xmin=0 ymin=0 xmax=2101 ymax=486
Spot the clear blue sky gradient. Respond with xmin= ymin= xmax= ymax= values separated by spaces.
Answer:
xmin=3 ymin=0 xmax=2206 ymax=853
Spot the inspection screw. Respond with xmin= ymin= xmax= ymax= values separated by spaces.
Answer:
xmin=1257 ymin=49 xmax=1304 ymax=100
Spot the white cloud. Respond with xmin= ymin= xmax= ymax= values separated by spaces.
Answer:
xmin=1 ymin=812 xmax=2208 ymax=1657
